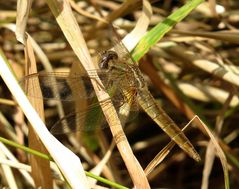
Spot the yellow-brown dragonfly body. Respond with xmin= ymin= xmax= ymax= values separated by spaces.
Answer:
xmin=22 ymin=41 xmax=200 ymax=161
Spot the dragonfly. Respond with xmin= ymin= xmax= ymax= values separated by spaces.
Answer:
xmin=22 ymin=39 xmax=200 ymax=162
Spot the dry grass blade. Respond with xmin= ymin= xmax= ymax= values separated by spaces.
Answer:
xmin=195 ymin=116 xmax=229 ymax=189
xmin=144 ymin=117 xmax=195 ymax=176
xmin=45 ymin=0 xmax=150 ymax=188
xmin=0 ymin=145 xmax=17 ymax=189
xmin=0 ymin=50 xmax=90 ymax=188
xmin=201 ymin=92 xmax=234 ymax=189
xmin=122 ymin=0 xmax=152 ymax=51
xmin=172 ymin=30 xmax=239 ymax=44
xmin=27 ymin=35 xmax=68 ymax=125
xmin=92 ymin=0 xmax=142 ymax=30
xmin=24 ymin=36 xmax=53 ymax=188
xmin=0 ymin=98 xmax=16 ymax=106
xmin=0 ymin=158 xmax=31 ymax=172
xmin=178 ymin=82 xmax=239 ymax=107
xmin=15 ymin=0 xmax=32 ymax=44
xmin=2 ymin=0 xmax=239 ymax=188
xmin=2 ymin=23 xmax=91 ymax=169
xmin=27 ymin=34 xmax=92 ymax=163
xmin=144 ymin=141 xmax=175 ymax=176
xmin=0 ymin=138 xmax=34 ymax=187
xmin=69 ymin=0 xmax=108 ymax=23
xmin=166 ymin=46 xmax=239 ymax=87
xmin=44 ymin=1 xmax=153 ymax=188
xmin=89 ymin=141 xmax=115 ymax=187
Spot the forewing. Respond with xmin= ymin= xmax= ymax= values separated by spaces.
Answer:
xmin=20 ymin=71 xmax=113 ymax=101
xmin=21 ymin=71 xmax=138 ymax=135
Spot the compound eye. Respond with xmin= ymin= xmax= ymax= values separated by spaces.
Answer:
xmin=98 ymin=50 xmax=118 ymax=69
xmin=99 ymin=57 xmax=109 ymax=69
xmin=108 ymin=50 xmax=118 ymax=60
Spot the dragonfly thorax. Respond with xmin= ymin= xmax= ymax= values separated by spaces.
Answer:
xmin=99 ymin=50 xmax=118 ymax=69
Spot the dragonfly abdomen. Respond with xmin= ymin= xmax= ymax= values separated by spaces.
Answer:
xmin=137 ymin=90 xmax=200 ymax=162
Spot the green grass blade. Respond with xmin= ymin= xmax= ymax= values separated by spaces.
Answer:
xmin=132 ymin=0 xmax=204 ymax=62
xmin=0 ymin=136 xmax=129 ymax=189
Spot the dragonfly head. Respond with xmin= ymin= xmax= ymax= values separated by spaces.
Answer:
xmin=99 ymin=50 xmax=118 ymax=69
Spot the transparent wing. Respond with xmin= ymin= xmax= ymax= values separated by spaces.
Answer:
xmin=111 ymin=30 xmax=138 ymax=67
xmin=20 ymin=71 xmax=138 ymax=134
xmin=20 ymin=71 xmax=107 ymax=101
